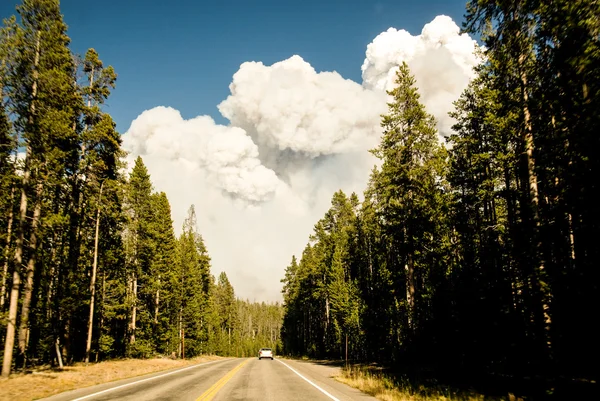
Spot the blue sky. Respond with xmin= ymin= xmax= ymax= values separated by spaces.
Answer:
xmin=1 ymin=0 xmax=468 ymax=133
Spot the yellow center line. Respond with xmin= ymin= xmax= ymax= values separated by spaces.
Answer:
xmin=196 ymin=358 xmax=251 ymax=401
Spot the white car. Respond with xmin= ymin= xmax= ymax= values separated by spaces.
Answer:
xmin=258 ymin=348 xmax=273 ymax=360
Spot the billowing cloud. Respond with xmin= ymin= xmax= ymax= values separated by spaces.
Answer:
xmin=361 ymin=15 xmax=481 ymax=135
xmin=218 ymin=55 xmax=387 ymax=177
xmin=122 ymin=106 xmax=282 ymax=203
xmin=121 ymin=15 xmax=481 ymax=302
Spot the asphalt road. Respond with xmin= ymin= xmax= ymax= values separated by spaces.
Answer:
xmin=39 ymin=357 xmax=378 ymax=401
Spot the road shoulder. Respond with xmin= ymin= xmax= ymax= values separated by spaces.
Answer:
xmin=278 ymin=358 xmax=378 ymax=401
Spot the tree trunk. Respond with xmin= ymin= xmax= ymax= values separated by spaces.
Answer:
xmin=154 ymin=276 xmax=160 ymax=325
xmin=519 ymin=49 xmax=552 ymax=350
xmin=1 ymin=186 xmax=15 ymax=309
xmin=325 ymin=297 xmax=330 ymax=339
xmin=97 ymin=270 xmax=105 ymax=362
xmin=1 ymin=30 xmax=40 ymax=378
xmin=406 ymin=252 xmax=415 ymax=330
xmin=178 ymin=307 xmax=183 ymax=358
xmin=85 ymin=182 xmax=103 ymax=363
xmin=130 ymin=273 xmax=137 ymax=345
xmin=2 ymin=172 xmax=30 ymax=374
xmin=46 ymin=243 xmax=57 ymax=320
xmin=345 ymin=333 xmax=348 ymax=368
xmin=2 ymin=262 xmax=21 ymax=377
xmin=18 ymin=180 xmax=43 ymax=366
xmin=62 ymin=317 xmax=70 ymax=364
xmin=55 ymin=338 xmax=63 ymax=369
xmin=567 ymin=212 xmax=576 ymax=261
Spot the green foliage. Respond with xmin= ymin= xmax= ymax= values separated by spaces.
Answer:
xmin=0 ymin=0 xmax=284 ymax=372
xmin=229 ymin=299 xmax=284 ymax=357
xmin=281 ymin=8 xmax=600 ymax=395
xmin=126 ymin=339 xmax=154 ymax=359
xmin=282 ymin=190 xmax=366 ymax=359
xmin=1 ymin=2 xmax=597 ymax=397
xmin=98 ymin=334 xmax=114 ymax=356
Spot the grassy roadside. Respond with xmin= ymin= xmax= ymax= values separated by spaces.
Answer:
xmin=334 ymin=364 xmax=514 ymax=401
xmin=0 ymin=355 xmax=224 ymax=401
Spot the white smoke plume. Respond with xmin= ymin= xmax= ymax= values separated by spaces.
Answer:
xmin=362 ymin=15 xmax=481 ymax=136
xmin=122 ymin=106 xmax=282 ymax=203
xmin=218 ymin=55 xmax=387 ymax=158
xmin=121 ymin=15 xmax=481 ymax=302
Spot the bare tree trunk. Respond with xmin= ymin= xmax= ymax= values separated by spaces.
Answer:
xmin=324 ymin=297 xmax=330 ymax=344
xmin=62 ymin=318 xmax=70 ymax=363
xmin=404 ymin=221 xmax=415 ymax=331
xmin=1 ymin=186 xmax=15 ymax=309
xmin=2 ymin=260 xmax=21 ymax=377
xmin=178 ymin=307 xmax=183 ymax=358
xmin=406 ymin=253 xmax=415 ymax=329
xmin=1 ymin=30 xmax=40 ymax=378
xmin=97 ymin=270 xmax=105 ymax=362
xmin=2 ymin=164 xmax=31 ymax=376
xmin=519 ymin=50 xmax=552 ymax=349
xmin=182 ymin=328 xmax=185 ymax=359
xmin=521 ymin=70 xmax=540 ymax=213
xmin=129 ymin=273 xmax=137 ymax=345
xmin=345 ymin=333 xmax=348 ymax=368
xmin=55 ymin=338 xmax=63 ymax=369
xmin=18 ymin=180 xmax=43 ymax=366
xmin=46 ymin=245 xmax=56 ymax=320
xmin=85 ymin=182 xmax=103 ymax=363
xmin=567 ymin=213 xmax=576 ymax=261
xmin=154 ymin=276 xmax=160 ymax=325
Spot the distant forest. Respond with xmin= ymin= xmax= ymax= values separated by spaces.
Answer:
xmin=0 ymin=0 xmax=282 ymax=378
xmin=280 ymin=0 xmax=599 ymax=398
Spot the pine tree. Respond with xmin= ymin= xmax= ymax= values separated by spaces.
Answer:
xmin=170 ymin=205 xmax=212 ymax=358
xmin=368 ymin=62 xmax=447 ymax=355
xmin=533 ymin=0 xmax=600 ymax=376
xmin=148 ymin=192 xmax=176 ymax=354
xmin=123 ymin=156 xmax=154 ymax=353
xmin=213 ymin=271 xmax=235 ymax=355
xmin=2 ymin=0 xmax=80 ymax=376
xmin=464 ymin=0 xmax=554 ymax=369
xmin=447 ymin=63 xmax=524 ymax=374
xmin=0 ymin=17 xmax=17 ymax=312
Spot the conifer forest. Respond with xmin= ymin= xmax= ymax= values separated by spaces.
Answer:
xmin=0 ymin=0 xmax=283 ymax=378
xmin=1 ymin=0 xmax=599 ymax=398
xmin=279 ymin=0 xmax=599 ymax=395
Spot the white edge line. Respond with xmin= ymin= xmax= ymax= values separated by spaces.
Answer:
xmin=70 ymin=359 xmax=227 ymax=401
xmin=276 ymin=359 xmax=341 ymax=401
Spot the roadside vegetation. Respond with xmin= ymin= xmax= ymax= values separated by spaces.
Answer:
xmin=0 ymin=0 xmax=283 ymax=379
xmin=0 ymin=355 xmax=223 ymax=401
xmin=280 ymin=1 xmax=599 ymax=400
xmin=336 ymin=365 xmax=516 ymax=401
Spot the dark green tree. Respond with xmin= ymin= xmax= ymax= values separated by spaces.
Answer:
xmin=2 ymin=0 xmax=80 ymax=376
xmin=148 ymin=192 xmax=176 ymax=355
xmin=368 ymin=62 xmax=448 ymax=359
xmin=123 ymin=156 xmax=154 ymax=355
xmin=170 ymin=205 xmax=212 ymax=358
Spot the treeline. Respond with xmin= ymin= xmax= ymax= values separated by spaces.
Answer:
xmin=0 ymin=0 xmax=282 ymax=377
xmin=281 ymin=0 xmax=599 ymax=391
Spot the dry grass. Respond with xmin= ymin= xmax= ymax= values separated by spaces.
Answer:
xmin=0 ymin=355 xmax=224 ymax=401
xmin=335 ymin=365 xmax=514 ymax=401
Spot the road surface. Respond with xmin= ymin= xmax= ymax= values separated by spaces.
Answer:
xmin=40 ymin=357 xmax=377 ymax=401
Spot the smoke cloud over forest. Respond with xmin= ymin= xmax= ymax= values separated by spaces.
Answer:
xmin=121 ymin=15 xmax=481 ymax=302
